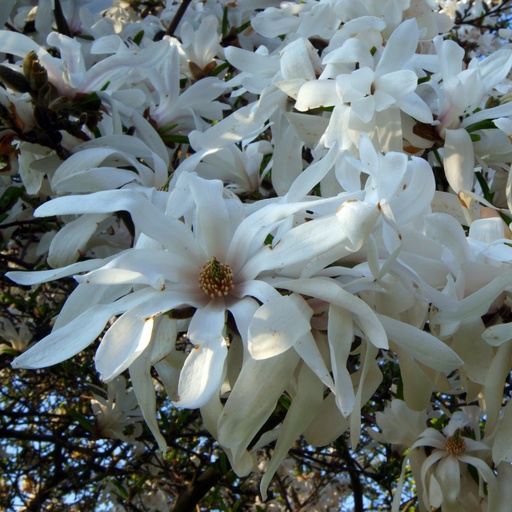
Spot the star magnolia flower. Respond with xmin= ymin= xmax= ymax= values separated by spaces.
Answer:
xmin=430 ymin=36 xmax=512 ymax=192
xmin=9 ymin=173 xmax=378 ymax=411
xmin=90 ymin=375 xmax=144 ymax=443
xmin=294 ymin=19 xmax=433 ymax=150
xmin=393 ymin=410 xmax=499 ymax=512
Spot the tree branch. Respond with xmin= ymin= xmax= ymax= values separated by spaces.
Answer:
xmin=166 ymin=0 xmax=193 ymax=38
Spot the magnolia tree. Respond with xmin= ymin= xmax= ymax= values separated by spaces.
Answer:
xmin=2 ymin=0 xmax=512 ymax=510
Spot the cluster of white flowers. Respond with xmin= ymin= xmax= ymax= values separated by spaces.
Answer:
xmin=3 ymin=0 xmax=512 ymax=509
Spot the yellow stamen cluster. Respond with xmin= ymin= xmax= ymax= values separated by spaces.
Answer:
xmin=444 ymin=429 xmax=466 ymax=456
xmin=199 ymin=257 xmax=234 ymax=298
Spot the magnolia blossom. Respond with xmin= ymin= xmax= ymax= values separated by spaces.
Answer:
xmin=294 ymin=19 xmax=433 ymax=150
xmin=402 ymin=411 xmax=498 ymax=512
xmin=90 ymin=375 xmax=144 ymax=442
xmin=8 ymin=173 xmax=380 ymax=405
xmin=4 ymin=1 xmax=512 ymax=509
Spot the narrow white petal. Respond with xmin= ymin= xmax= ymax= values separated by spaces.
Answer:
xmin=443 ymin=128 xmax=475 ymax=193
xmin=435 ymin=271 xmax=512 ymax=322
xmin=295 ymin=80 xmax=339 ymax=111
xmin=53 ymin=168 xmax=144 ymax=192
xmin=336 ymin=199 xmax=380 ymax=249
xmin=379 ymin=315 xmax=462 ymax=372
xmin=397 ymin=93 xmax=433 ymax=123
xmin=458 ymin=454 xmax=499 ymax=504
xmin=374 ymin=70 xmax=418 ymax=98
xmin=130 ymin=351 xmax=167 ymax=452
xmin=284 ymin=142 xmax=339 ymax=202
xmin=436 ymin=457 xmax=460 ymax=505
xmin=11 ymin=287 xmax=163 ymax=369
xmin=51 ymin=148 xmax=119 ymax=189
xmin=175 ymin=337 xmax=228 ymax=409
xmin=228 ymin=297 xmax=261 ymax=346
xmin=188 ymin=301 xmax=226 ymax=347
xmin=484 ymin=341 xmax=512 ymax=434
xmin=217 ymin=350 xmax=300 ymax=460
xmin=483 ymin=323 xmax=512 ymax=346
xmin=271 ymin=123 xmax=304 ymax=196
xmin=48 ymin=213 xmax=109 ymax=267
xmin=7 ymin=259 xmax=105 ymax=286
xmin=351 ymin=94 xmax=377 ymax=123
xmin=273 ymin=278 xmax=388 ymax=349
xmin=11 ymin=308 xmax=114 ymax=369
xmin=492 ymin=399 xmax=512 ymax=464
xmin=260 ymin=364 xmax=323 ymax=499
xmin=189 ymin=176 xmax=233 ymax=259
xmin=0 ymin=31 xmax=40 ymax=57
xmin=284 ymin=111 xmax=329 ymax=149
xmin=328 ymin=306 xmax=355 ymax=417
xmin=35 ymin=190 xmax=198 ymax=258
xmin=280 ymin=38 xmax=317 ymax=82
xmin=303 ymin=393 xmax=349 ymax=447
xmin=350 ymin=345 xmax=381 ymax=448
xmin=294 ymin=332 xmax=335 ymax=391
xmin=376 ymin=19 xmax=419 ymax=76
xmin=96 ymin=316 xmax=154 ymax=381
xmin=248 ymin=294 xmax=312 ymax=359
xmin=189 ymin=89 xmax=281 ymax=150
xmin=394 ymin=348 xmax=433 ymax=411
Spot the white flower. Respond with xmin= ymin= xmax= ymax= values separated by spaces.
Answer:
xmin=90 ymin=375 xmax=144 ymax=442
xmin=372 ymin=399 xmax=427 ymax=451
xmin=394 ymin=410 xmax=499 ymax=512
xmin=0 ymin=318 xmax=32 ymax=354
xmin=294 ymin=19 xmax=433 ymax=152
xmin=8 ymin=174 xmax=360 ymax=408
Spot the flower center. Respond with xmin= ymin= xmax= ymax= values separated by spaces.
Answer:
xmin=198 ymin=257 xmax=234 ymax=298
xmin=444 ymin=429 xmax=466 ymax=456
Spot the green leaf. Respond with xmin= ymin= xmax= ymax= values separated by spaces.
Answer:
xmin=132 ymin=30 xmax=144 ymax=46
xmin=0 ymin=186 xmax=25 ymax=214
xmin=67 ymin=408 xmax=94 ymax=433
xmin=236 ymin=20 xmax=251 ymax=34
xmin=210 ymin=61 xmax=229 ymax=76
xmin=222 ymin=6 xmax=229 ymax=37
xmin=475 ymin=171 xmax=494 ymax=203
xmin=465 ymin=119 xmax=496 ymax=132
xmin=132 ymin=473 xmax=150 ymax=494
xmin=73 ymin=91 xmax=102 ymax=111
xmin=161 ymin=134 xmax=190 ymax=144
xmin=110 ymin=478 xmax=129 ymax=498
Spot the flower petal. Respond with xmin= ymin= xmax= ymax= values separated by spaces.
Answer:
xmin=248 ymin=294 xmax=313 ymax=359
xmin=379 ymin=315 xmax=463 ymax=372
xmin=96 ymin=316 xmax=154 ymax=381
xmin=260 ymin=364 xmax=323 ymax=499
xmin=376 ymin=19 xmax=419 ymax=76
xmin=130 ymin=348 xmax=167 ymax=452
xmin=443 ymin=128 xmax=475 ymax=193
xmin=11 ymin=288 xmax=158 ymax=369
xmin=175 ymin=338 xmax=228 ymax=409
xmin=217 ymin=349 xmax=300 ymax=460
xmin=492 ymin=398 xmax=512 ymax=464
xmin=273 ymin=278 xmax=388 ymax=350
xmin=328 ymin=306 xmax=356 ymax=417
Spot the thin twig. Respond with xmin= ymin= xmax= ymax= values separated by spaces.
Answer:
xmin=166 ymin=0 xmax=193 ymax=38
